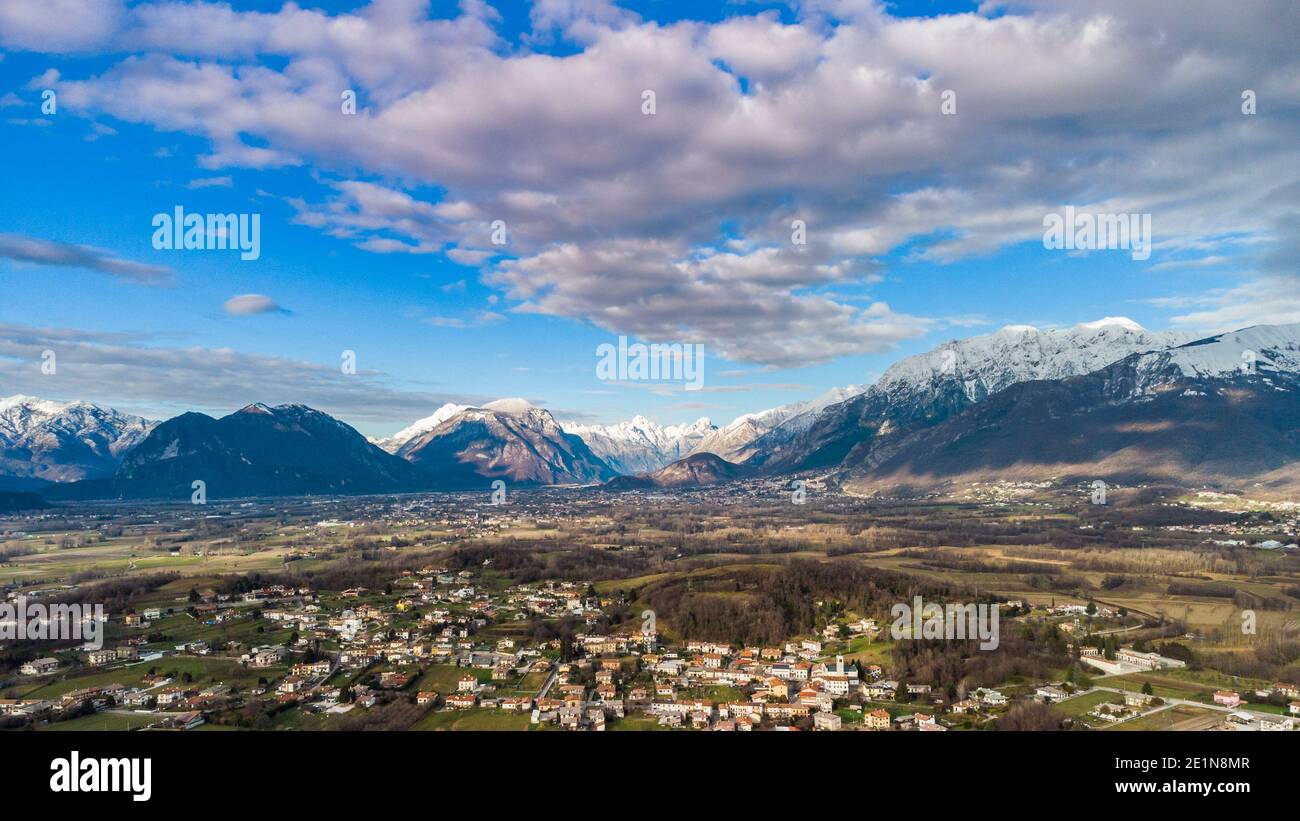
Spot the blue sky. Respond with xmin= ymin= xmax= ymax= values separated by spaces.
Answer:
xmin=1 ymin=0 xmax=1296 ymax=436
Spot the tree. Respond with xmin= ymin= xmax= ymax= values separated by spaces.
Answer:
xmin=1141 ymin=681 xmax=1154 ymax=696
xmin=895 ymin=677 xmax=913 ymax=703
xmin=996 ymin=702 xmax=1060 ymax=731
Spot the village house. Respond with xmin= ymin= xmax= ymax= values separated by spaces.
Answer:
xmin=171 ymin=711 xmax=205 ymax=730
xmin=1035 ymin=685 xmax=1068 ymax=703
xmin=1115 ymin=647 xmax=1187 ymax=671
xmin=156 ymin=687 xmax=189 ymax=707
xmin=974 ymin=688 xmax=1008 ymax=707
xmin=247 ymin=647 xmax=285 ymax=668
xmin=86 ymin=646 xmax=137 ymax=666
xmin=862 ymin=682 xmax=895 ymax=700
xmin=292 ymin=659 xmax=331 ymax=678
xmin=20 ymin=657 xmax=58 ymax=676
xmin=766 ymin=703 xmax=812 ymax=722
xmin=379 ymin=671 xmax=412 ymax=689
xmin=813 ymin=711 xmax=842 ymax=731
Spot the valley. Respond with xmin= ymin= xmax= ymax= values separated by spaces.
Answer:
xmin=2 ymin=479 xmax=1296 ymax=732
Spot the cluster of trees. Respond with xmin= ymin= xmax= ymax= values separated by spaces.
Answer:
xmin=213 ymin=547 xmax=442 ymax=594
xmin=640 ymin=559 xmax=975 ymax=647
xmin=446 ymin=541 xmax=653 ymax=583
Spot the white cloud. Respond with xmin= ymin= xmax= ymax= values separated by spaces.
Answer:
xmin=0 ymin=321 xmax=479 ymax=427
xmin=0 ymin=232 xmax=173 ymax=285
xmin=186 ymin=175 xmax=233 ymax=189
xmin=0 ymin=0 xmax=124 ymax=53
xmin=6 ymin=0 xmax=1300 ymax=366
xmin=223 ymin=294 xmax=289 ymax=316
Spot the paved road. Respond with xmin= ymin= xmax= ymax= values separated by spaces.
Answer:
xmin=535 ymin=663 xmax=560 ymax=700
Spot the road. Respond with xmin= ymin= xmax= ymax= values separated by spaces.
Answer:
xmin=534 ymin=663 xmax=560 ymax=700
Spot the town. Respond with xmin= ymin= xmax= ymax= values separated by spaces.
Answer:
xmin=2 ymin=483 xmax=1297 ymax=732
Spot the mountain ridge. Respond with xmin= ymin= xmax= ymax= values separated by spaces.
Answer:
xmin=13 ymin=319 xmax=1299 ymax=500
xmin=0 ymin=395 xmax=157 ymax=483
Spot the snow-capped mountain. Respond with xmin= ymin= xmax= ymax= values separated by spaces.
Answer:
xmin=373 ymin=403 xmax=469 ymax=453
xmin=1131 ymin=322 xmax=1300 ymax=386
xmin=694 ymin=385 xmax=867 ymax=464
xmin=396 ymin=398 xmax=615 ymax=486
xmin=0 ymin=395 xmax=157 ymax=483
xmin=20 ymin=320 xmax=1299 ymax=501
xmin=842 ymin=322 xmax=1300 ymax=495
xmin=565 ymin=385 xmax=865 ymax=472
xmin=563 ymin=416 xmax=715 ymax=475
xmin=872 ymin=317 xmax=1192 ymax=406
xmin=764 ymin=318 xmax=1195 ymax=471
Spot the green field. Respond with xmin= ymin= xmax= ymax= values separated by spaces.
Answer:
xmin=411 ymin=708 xmax=535 ymax=731
xmin=607 ymin=714 xmax=671 ymax=731
xmin=1055 ymin=689 xmax=1126 ymax=718
xmin=1107 ymin=704 xmax=1220 ymax=731
xmin=38 ymin=711 xmax=158 ymax=731
xmin=412 ymin=664 xmax=494 ymax=694
xmin=1104 ymin=674 xmax=1210 ymax=702
xmin=679 ymin=684 xmax=744 ymax=703
xmin=6 ymin=656 xmax=285 ymax=700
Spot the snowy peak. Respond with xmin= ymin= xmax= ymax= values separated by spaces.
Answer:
xmin=482 ymin=397 xmax=537 ymax=415
xmin=1135 ymin=322 xmax=1300 ymax=382
xmin=1072 ymin=316 xmax=1146 ymax=333
xmin=378 ymin=399 xmax=561 ymax=454
xmin=395 ymin=398 xmax=613 ymax=486
xmin=0 ymin=395 xmax=158 ymax=482
xmin=691 ymin=384 xmax=867 ymax=463
xmin=873 ymin=319 xmax=1192 ymax=404
xmin=565 ymin=415 xmax=717 ymax=475
xmin=374 ymin=403 xmax=468 ymax=453
xmin=0 ymin=394 xmax=71 ymax=416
